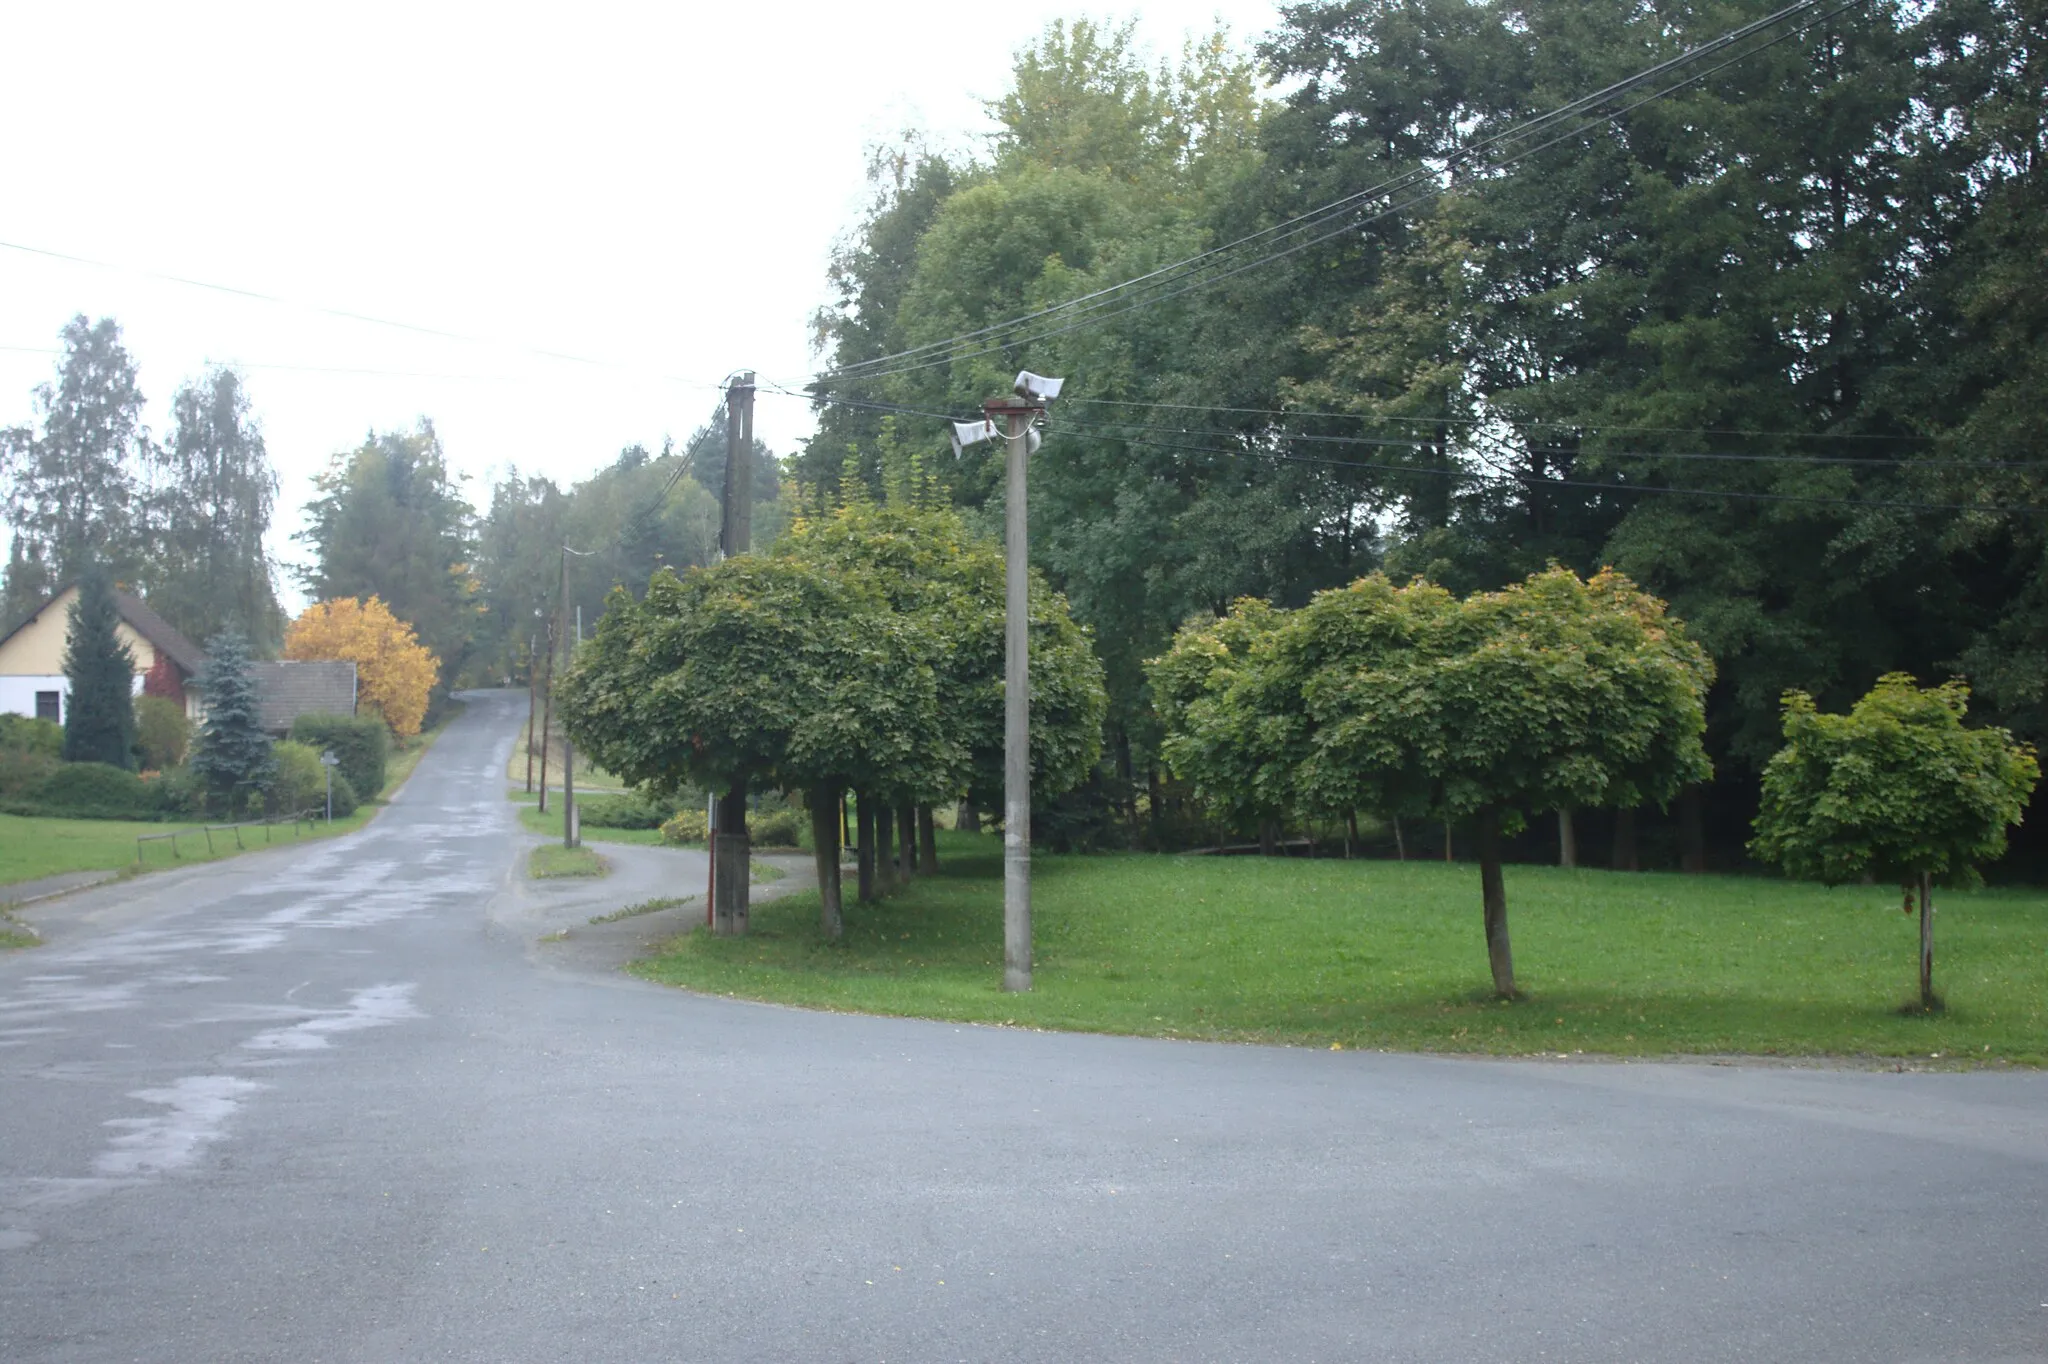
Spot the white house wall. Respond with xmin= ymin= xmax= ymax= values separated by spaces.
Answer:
xmin=0 ymin=673 xmax=146 ymax=724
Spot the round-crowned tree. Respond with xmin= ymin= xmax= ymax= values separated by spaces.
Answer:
xmin=1750 ymin=673 xmax=2039 ymax=1011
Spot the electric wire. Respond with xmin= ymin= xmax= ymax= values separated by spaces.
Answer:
xmin=1043 ymin=420 xmax=2040 ymax=517
xmin=810 ymin=0 xmax=1858 ymax=387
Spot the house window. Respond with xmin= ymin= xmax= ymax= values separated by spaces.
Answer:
xmin=35 ymin=691 xmax=60 ymax=723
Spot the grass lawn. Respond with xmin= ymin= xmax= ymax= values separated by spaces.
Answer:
xmin=0 ymin=703 xmax=461 ymax=894
xmin=529 ymin=844 xmax=609 ymax=878
xmin=632 ymin=830 xmax=2048 ymax=1064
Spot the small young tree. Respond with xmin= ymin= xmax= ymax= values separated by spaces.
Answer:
xmin=1150 ymin=596 xmax=1302 ymax=849
xmin=191 ymin=629 xmax=275 ymax=816
xmin=61 ymin=567 xmax=138 ymax=768
xmin=1750 ymin=674 xmax=2039 ymax=1010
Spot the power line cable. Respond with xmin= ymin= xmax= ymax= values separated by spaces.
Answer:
xmin=1047 ymin=422 xmax=2039 ymax=517
xmin=809 ymin=0 xmax=1857 ymax=387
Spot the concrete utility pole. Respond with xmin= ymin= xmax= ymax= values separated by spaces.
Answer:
xmin=986 ymin=395 xmax=1043 ymax=991
xmin=524 ymin=635 xmax=537 ymax=794
xmin=720 ymin=371 xmax=756 ymax=559
xmin=711 ymin=371 xmax=758 ymax=935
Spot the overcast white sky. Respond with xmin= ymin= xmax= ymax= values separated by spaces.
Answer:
xmin=0 ymin=1 xmax=1283 ymax=600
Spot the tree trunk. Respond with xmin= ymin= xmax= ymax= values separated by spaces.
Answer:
xmin=918 ymin=804 xmax=937 ymax=874
xmin=1919 ymin=871 xmax=1937 ymax=1010
xmin=1147 ymin=768 xmax=1164 ymax=846
xmin=1612 ymin=807 xmax=1639 ymax=872
xmin=1259 ymin=819 xmax=1279 ymax=857
xmin=1443 ymin=820 xmax=1454 ymax=863
xmin=857 ymin=793 xmax=877 ymax=902
xmin=1392 ymin=815 xmax=1406 ymax=862
xmin=1678 ymin=787 xmax=1706 ymax=874
xmin=897 ymin=801 xmax=917 ymax=885
xmin=811 ymin=790 xmax=842 ymax=939
xmin=712 ymin=778 xmax=750 ymax=936
xmin=1476 ymin=807 xmax=1515 ymax=999
xmin=1558 ymin=808 xmax=1577 ymax=869
xmin=1116 ymin=729 xmax=1139 ymax=848
xmin=957 ymin=798 xmax=981 ymax=834
xmin=874 ymin=803 xmax=896 ymax=892
xmin=1345 ymin=810 xmax=1358 ymax=860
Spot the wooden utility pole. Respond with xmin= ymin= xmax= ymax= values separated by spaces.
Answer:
xmin=711 ymin=371 xmax=757 ymax=935
xmin=558 ymin=550 xmax=579 ymax=850
xmin=988 ymin=396 xmax=1042 ymax=992
xmin=537 ymin=617 xmax=555 ymax=814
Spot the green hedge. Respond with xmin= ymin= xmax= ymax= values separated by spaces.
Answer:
xmin=289 ymin=713 xmax=388 ymax=802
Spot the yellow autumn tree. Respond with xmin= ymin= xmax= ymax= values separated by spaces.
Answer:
xmin=283 ymin=596 xmax=438 ymax=739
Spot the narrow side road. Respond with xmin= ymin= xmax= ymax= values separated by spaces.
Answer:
xmin=2 ymin=690 xmax=2044 ymax=1363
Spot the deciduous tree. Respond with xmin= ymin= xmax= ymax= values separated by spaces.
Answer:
xmin=1750 ymin=674 xmax=2039 ymax=1009
xmin=284 ymin=597 xmax=438 ymax=739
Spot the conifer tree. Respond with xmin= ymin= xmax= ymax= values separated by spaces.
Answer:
xmin=60 ymin=566 xmax=137 ymax=768
xmin=191 ymin=629 xmax=274 ymax=815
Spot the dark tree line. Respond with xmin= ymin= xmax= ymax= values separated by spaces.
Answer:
xmin=797 ymin=3 xmax=2048 ymax=869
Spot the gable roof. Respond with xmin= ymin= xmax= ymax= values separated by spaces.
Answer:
xmin=248 ymin=660 xmax=359 ymax=734
xmin=111 ymin=591 xmax=207 ymax=676
xmin=0 ymin=582 xmax=209 ymax=678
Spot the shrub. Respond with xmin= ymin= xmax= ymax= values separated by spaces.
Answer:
xmin=0 ymin=748 xmax=60 ymax=799
xmin=659 ymin=808 xmax=709 ymax=846
xmin=136 ymin=696 xmax=190 ymax=770
xmin=0 ymin=714 xmax=63 ymax=758
xmin=289 ymin=713 xmax=389 ymax=802
xmin=576 ymin=792 xmax=673 ymax=830
xmin=268 ymin=741 xmax=327 ymax=816
xmin=750 ymin=806 xmax=805 ymax=849
xmin=145 ymin=765 xmax=207 ymax=817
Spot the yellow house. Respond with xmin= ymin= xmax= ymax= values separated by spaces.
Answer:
xmin=0 ymin=585 xmax=207 ymax=725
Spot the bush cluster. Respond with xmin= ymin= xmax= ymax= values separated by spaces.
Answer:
xmin=659 ymin=808 xmax=708 ymax=846
xmin=0 ymin=714 xmax=63 ymax=759
xmin=269 ymin=740 xmax=358 ymax=818
xmin=576 ymin=792 xmax=673 ymax=830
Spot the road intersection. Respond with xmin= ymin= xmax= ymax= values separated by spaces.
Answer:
xmin=3 ymin=690 xmax=2043 ymax=1361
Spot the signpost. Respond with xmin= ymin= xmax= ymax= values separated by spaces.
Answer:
xmin=319 ymin=750 xmax=340 ymax=823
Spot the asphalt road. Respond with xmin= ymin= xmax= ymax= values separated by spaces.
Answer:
xmin=3 ymin=689 xmax=2045 ymax=1363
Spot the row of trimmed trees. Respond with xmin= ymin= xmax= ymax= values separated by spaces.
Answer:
xmin=556 ymin=497 xmax=1106 ymax=935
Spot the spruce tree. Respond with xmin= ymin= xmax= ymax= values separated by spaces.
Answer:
xmin=191 ymin=629 xmax=274 ymax=816
xmin=61 ymin=566 xmax=137 ymax=768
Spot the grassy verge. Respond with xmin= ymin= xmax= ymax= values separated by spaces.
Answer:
xmin=632 ymin=831 xmax=2048 ymax=1064
xmin=512 ymin=793 xmax=665 ymax=846
xmin=0 ymin=704 xmax=463 ymax=892
xmin=511 ymin=791 xmax=806 ymax=860
xmin=529 ymin=844 xmax=608 ymax=878
xmin=506 ymin=719 xmax=626 ymax=791
xmin=1 ymin=913 xmax=38 ymax=949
